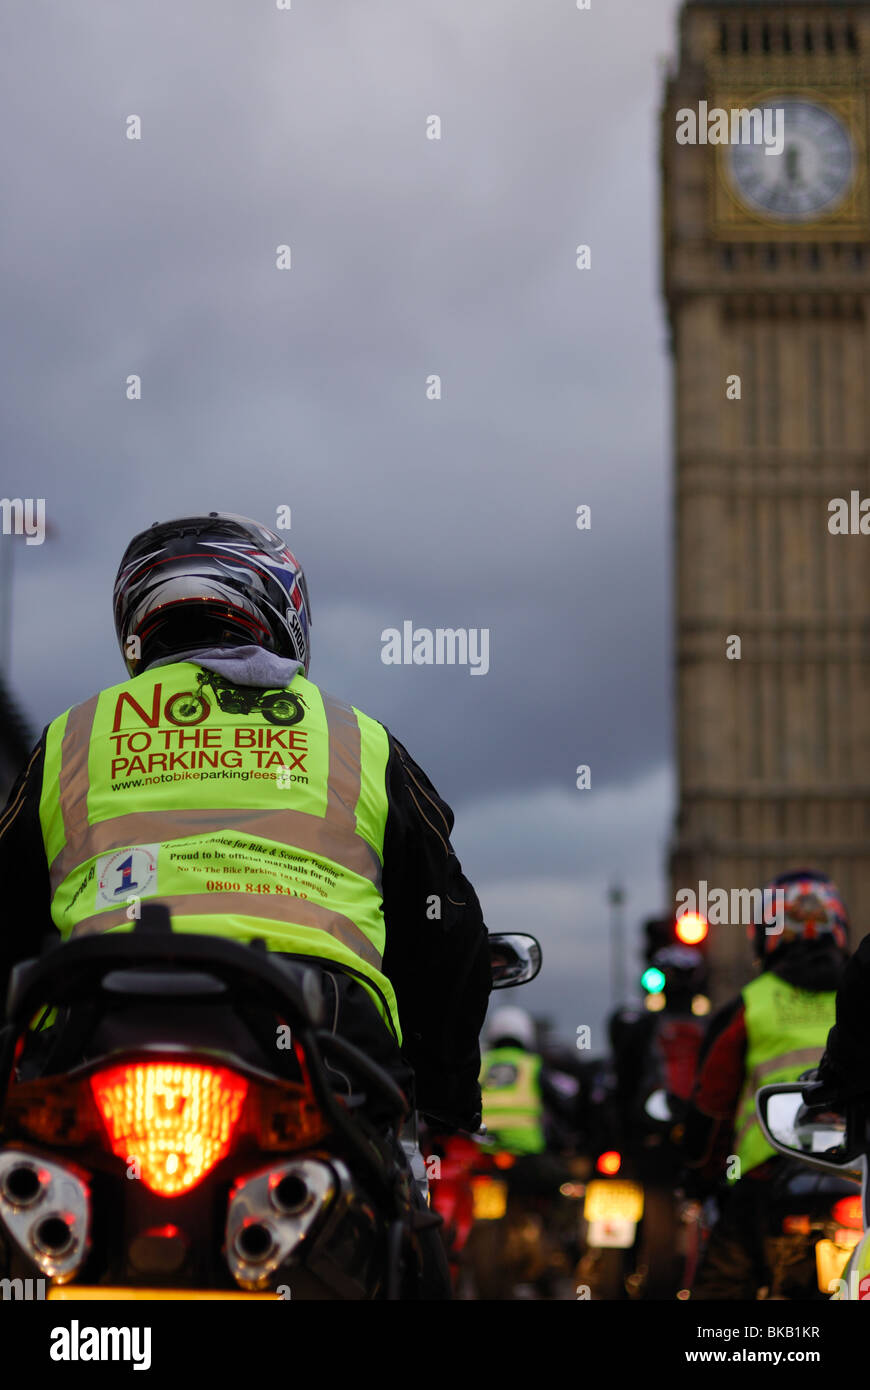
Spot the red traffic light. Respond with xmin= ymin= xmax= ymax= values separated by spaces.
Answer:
xmin=675 ymin=911 xmax=708 ymax=946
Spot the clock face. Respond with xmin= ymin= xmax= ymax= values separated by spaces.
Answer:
xmin=727 ymin=99 xmax=854 ymax=222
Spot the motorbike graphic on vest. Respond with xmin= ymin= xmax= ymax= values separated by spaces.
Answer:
xmin=165 ymin=670 xmax=306 ymax=726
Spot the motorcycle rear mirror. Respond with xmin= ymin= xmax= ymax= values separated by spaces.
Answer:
xmin=756 ymin=1083 xmax=863 ymax=1183
xmin=488 ymin=934 xmax=542 ymax=989
xmin=644 ymin=1089 xmax=672 ymax=1123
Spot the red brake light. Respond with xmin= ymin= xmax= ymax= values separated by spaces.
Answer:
xmin=782 ymin=1214 xmax=811 ymax=1235
xmin=832 ymin=1196 xmax=863 ymax=1231
xmin=597 ymin=1150 xmax=622 ymax=1176
xmin=493 ymin=1151 xmax=515 ymax=1170
xmin=90 ymin=1062 xmax=248 ymax=1196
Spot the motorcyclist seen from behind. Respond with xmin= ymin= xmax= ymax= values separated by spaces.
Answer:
xmin=0 ymin=511 xmax=493 ymax=1297
xmin=680 ymin=871 xmax=850 ymax=1300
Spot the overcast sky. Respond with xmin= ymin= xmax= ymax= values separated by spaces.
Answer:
xmin=1 ymin=0 xmax=685 ymax=1051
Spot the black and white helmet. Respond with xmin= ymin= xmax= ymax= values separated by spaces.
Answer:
xmin=113 ymin=513 xmax=312 ymax=676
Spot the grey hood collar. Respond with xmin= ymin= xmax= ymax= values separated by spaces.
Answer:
xmin=145 ymin=645 xmax=304 ymax=689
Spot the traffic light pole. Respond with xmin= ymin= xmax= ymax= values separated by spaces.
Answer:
xmin=609 ymin=883 xmax=626 ymax=1011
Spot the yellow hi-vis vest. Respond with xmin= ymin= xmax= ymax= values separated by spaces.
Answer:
xmin=734 ymin=972 xmax=835 ymax=1177
xmin=480 ymin=1047 xmax=545 ymax=1156
xmin=38 ymin=661 xmax=400 ymax=1041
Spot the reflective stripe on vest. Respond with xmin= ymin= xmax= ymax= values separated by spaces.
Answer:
xmin=38 ymin=663 xmax=400 ymax=1040
xmin=734 ymin=973 xmax=835 ymax=1176
xmin=480 ymin=1047 xmax=545 ymax=1155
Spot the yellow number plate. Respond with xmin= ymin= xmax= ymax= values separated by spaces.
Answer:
xmin=472 ymin=1176 xmax=508 ymax=1221
xmin=584 ymin=1179 xmax=644 ymax=1224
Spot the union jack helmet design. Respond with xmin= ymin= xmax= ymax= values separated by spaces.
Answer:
xmin=749 ymin=869 xmax=850 ymax=959
xmin=114 ymin=513 xmax=312 ymax=676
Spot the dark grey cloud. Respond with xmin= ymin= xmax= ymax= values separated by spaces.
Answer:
xmin=2 ymin=0 xmax=682 ymax=1038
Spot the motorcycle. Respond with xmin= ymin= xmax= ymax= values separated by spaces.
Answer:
xmin=425 ymin=1134 xmax=512 ymax=1295
xmin=0 ymin=904 xmax=541 ymax=1300
xmin=427 ymin=1050 xmax=583 ymax=1299
xmin=757 ymin=1081 xmax=866 ymax=1299
xmin=165 ymin=670 xmax=306 ymax=727
xmin=429 ymin=1137 xmax=579 ymax=1301
xmin=579 ymin=1089 xmax=693 ymax=1300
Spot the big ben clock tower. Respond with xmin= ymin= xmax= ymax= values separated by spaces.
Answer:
xmin=662 ymin=1 xmax=870 ymax=998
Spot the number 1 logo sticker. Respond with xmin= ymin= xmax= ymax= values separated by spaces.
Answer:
xmin=96 ymin=845 xmax=159 ymax=908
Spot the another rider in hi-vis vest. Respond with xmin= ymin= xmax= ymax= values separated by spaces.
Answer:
xmin=480 ymin=1006 xmax=546 ymax=1157
xmin=0 ymin=513 xmax=492 ymax=1141
xmin=478 ymin=1005 xmax=577 ymax=1215
xmin=681 ymin=871 xmax=850 ymax=1300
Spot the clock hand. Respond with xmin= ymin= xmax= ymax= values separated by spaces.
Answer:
xmin=784 ymin=145 xmax=804 ymax=187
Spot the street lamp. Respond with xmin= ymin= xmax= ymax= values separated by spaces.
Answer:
xmin=609 ymin=882 xmax=626 ymax=1010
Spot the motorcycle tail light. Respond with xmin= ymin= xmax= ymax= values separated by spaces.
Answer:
xmin=832 ymin=1196 xmax=863 ymax=1231
xmin=6 ymin=1052 xmax=330 ymax=1172
xmin=90 ymin=1062 xmax=248 ymax=1196
xmin=559 ymin=1181 xmax=585 ymax=1199
xmin=782 ymin=1214 xmax=811 ymax=1235
xmin=493 ymin=1152 xmax=515 ymax=1170
xmin=596 ymin=1150 xmax=622 ymax=1176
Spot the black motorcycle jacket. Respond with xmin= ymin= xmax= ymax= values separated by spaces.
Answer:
xmin=816 ymin=930 xmax=870 ymax=1104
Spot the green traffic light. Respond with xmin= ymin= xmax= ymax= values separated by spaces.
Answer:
xmin=641 ymin=966 xmax=666 ymax=994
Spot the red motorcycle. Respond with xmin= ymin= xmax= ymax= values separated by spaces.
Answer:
xmin=426 ymin=1135 xmax=512 ymax=1285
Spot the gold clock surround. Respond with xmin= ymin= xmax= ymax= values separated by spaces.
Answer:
xmin=711 ymin=88 xmax=869 ymax=238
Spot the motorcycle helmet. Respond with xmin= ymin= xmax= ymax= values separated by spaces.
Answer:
xmin=748 ymin=869 xmax=849 ymax=962
xmin=487 ymin=1006 xmax=536 ymax=1052
xmin=114 ymin=513 xmax=312 ymax=677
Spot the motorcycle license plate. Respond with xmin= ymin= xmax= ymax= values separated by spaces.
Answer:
xmin=584 ymin=1179 xmax=644 ymax=1226
xmin=471 ymin=1176 xmax=508 ymax=1221
xmin=816 ymin=1235 xmax=861 ymax=1294
xmin=586 ymin=1217 xmax=637 ymax=1249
